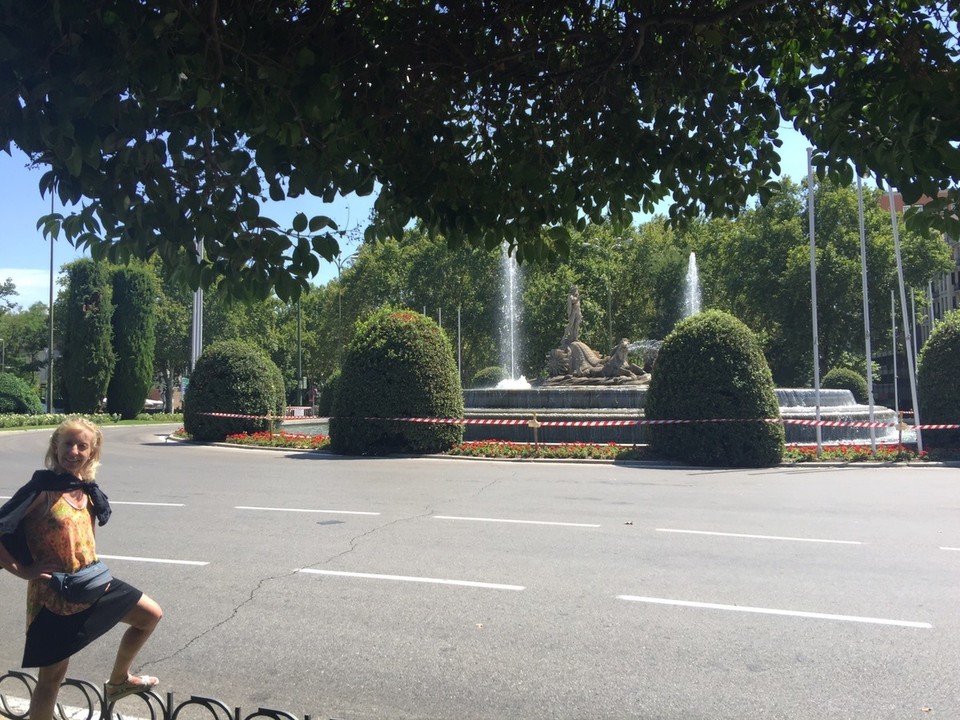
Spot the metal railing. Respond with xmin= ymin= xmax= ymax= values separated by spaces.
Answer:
xmin=0 ymin=671 xmax=335 ymax=720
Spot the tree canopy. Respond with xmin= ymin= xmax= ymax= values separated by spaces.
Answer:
xmin=2 ymin=1 xmax=957 ymax=300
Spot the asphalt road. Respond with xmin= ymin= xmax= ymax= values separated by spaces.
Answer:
xmin=1 ymin=425 xmax=958 ymax=719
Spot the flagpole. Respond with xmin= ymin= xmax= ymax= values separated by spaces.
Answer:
xmin=47 ymin=191 xmax=55 ymax=412
xmin=807 ymin=149 xmax=822 ymax=454
xmin=886 ymin=188 xmax=922 ymax=452
xmin=891 ymin=290 xmax=899 ymax=413
xmin=856 ymin=176 xmax=877 ymax=452
xmin=191 ymin=239 xmax=204 ymax=371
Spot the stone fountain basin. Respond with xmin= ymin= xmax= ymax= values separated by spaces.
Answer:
xmin=463 ymin=387 xmax=905 ymax=445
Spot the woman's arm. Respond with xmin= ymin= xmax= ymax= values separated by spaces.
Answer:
xmin=0 ymin=492 xmax=57 ymax=580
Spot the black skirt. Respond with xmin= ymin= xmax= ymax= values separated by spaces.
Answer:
xmin=22 ymin=578 xmax=143 ymax=668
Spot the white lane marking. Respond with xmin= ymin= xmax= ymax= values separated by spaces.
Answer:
xmin=941 ymin=547 xmax=960 ymax=552
xmin=298 ymin=568 xmax=525 ymax=591
xmin=434 ymin=515 xmax=600 ymax=528
xmin=113 ymin=501 xmax=185 ymax=507
xmin=617 ymin=595 xmax=931 ymax=629
xmin=656 ymin=528 xmax=861 ymax=545
xmin=98 ymin=554 xmax=209 ymax=566
xmin=236 ymin=505 xmax=380 ymax=516
xmin=1 ymin=496 xmax=184 ymax=508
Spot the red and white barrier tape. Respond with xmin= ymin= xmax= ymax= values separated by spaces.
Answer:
xmin=202 ymin=412 xmax=960 ymax=430
xmin=197 ymin=411 xmax=959 ymax=430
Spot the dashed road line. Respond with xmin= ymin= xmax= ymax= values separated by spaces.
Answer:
xmin=656 ymin=528 xmax=862 ymax=545
xmin=98 ymin=554 xmax=208 ymax=566
xmin=235 ymin=505 xmax=380 ymax=516
xmin=434 ymin=515 xmax=600 ymax=528
xmin=617 ymin=595 xmax=931 ymax=628
xmin=112 ymin=501 xmax=185 ymax=507
xmin=298 ymin=568 xmax=525 ymax=591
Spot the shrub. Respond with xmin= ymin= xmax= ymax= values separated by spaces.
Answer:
xmin=917 ymin=310 xmax=960 ymax=449
xmin=0 ymin=373 xmax=43 ymax=414
xmin=317 ymin=368 xmax=340 ymax=417
xmin=183 ymin=340 xmax=286 ymax=442
xmin=644 ymin=310 xmax=784 ymax=467
xmin=107 ymin=265 xmax=158 ymax=419
xmin=330 ymin=308 xmax=463 ymax=455
xmin=471 ymin=366 xmax=508 ymax=388
xmin=821 ymin=367 xmax=869 ymax=404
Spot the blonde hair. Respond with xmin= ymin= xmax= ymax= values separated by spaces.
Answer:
xmin=45 ymin=417 xmax=103 ymax=480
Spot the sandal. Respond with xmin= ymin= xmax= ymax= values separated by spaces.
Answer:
xmin=105 ymin=675 xmax=159 ymax=703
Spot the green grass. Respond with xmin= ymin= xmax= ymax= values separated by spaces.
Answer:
xmin=0 ymin=413 xmax=183 ymax=431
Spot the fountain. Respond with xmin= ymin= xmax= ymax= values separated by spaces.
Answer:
xmin=463 ymin=282 xmax=908 ymax=446
xmin=465 ymin=283 xmax=652 ymax=443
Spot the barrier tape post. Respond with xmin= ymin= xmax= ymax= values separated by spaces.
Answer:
xmin=528 ymin=412 xmax=541 ymax=449
xmin=896 ymin=411 xmax=908 ymax=446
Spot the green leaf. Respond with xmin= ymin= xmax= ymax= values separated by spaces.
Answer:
xmin=308 ymin=215 xmax=336 ymax=232
xmin=292 ymin=212 xmax=308 ymax=233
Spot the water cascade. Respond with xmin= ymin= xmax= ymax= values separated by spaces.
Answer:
xmin=498 ymin=247 xmax=529 ymax=387
xmin=683 ymin=252 xmax=702 ymax=318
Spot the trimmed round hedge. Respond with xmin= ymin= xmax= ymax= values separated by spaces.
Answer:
xmin=645 ymin=310 xmax=784 ymax=467
xmin=471 ymin=366 xmax=508 ymax=388
xmin=918 ymin=310 xmax=960 ymax=448
xmin=183 ymin=340 xmax=286 ymax=442
xmin=330 ymin=308 xmax=463 ymax=455
xmin=0 ymin=373 xmax=43 ymax=414
xmin=821 ymin=367 xmax=869 ymax=404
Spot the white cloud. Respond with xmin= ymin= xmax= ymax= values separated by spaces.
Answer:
xmin=0 ymin=268 xmax=62 ymax=309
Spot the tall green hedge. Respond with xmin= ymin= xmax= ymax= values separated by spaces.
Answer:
xmin=183 ymin=340 xmax=286 ymax=442
xmin=107 ymin=265 xmax=158 ymax=419
xmin=645 ymin=310 xmax=784 ymax=467
xmin=62 ymin=259 xmax=115 ymax=413
xmin=918 ymin=310 xmax=960 ymax=448
xmin=0 ymin=372 xmax=43 ymax=414
xmin=330 ymin=309 xmax=463 ymax=455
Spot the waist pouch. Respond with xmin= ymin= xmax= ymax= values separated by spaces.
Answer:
xmin=48 ymin=560 xmax=113 ymax=603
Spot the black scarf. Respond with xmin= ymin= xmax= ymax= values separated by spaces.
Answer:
xmin=0 ymin=469 xmax=111 ymax=568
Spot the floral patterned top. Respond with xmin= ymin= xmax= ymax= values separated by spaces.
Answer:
xmin=23 ymin=490 xmax=99 ymax=626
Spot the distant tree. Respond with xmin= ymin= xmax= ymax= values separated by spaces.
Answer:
xmin=339 ymin=229 xmax=500 ymax=383
xmin=151 ymin=258 xmax=192 ymax=412
xmin=61 ymin=259 xmax=114 ymax=412
xmin=695 ymin=180 xmax=952 ymax=385
xmin=107 ymin=264 xmax=158 ymax=418
xmin=0 ymin=301 xmax=47 ymax=381
xmin=0 ymin=278 xmax=18 ymax=315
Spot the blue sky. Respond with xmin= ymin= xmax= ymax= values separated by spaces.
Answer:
xmin=1 ymin=124 xmax=814 ymax=309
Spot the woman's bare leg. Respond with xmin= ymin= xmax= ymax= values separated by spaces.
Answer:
xmin=108 ymin=594 xmax=163 ymax=685
xmin=30 ymin=658 xmax=69 ymax=720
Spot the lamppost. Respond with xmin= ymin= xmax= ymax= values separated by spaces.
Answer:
xmin=47 ymin=192 xmax=55 ymax=412
xmin=296 ymin=298 xmax=303 ymax=406
xmin=334 ymin=250 xmax=358 ymax=359
xmin=1 ymin=338 xmax=5 ymax=372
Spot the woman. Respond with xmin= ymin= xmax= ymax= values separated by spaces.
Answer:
xmin=0 ymin=418 xmax=163 ymax=719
